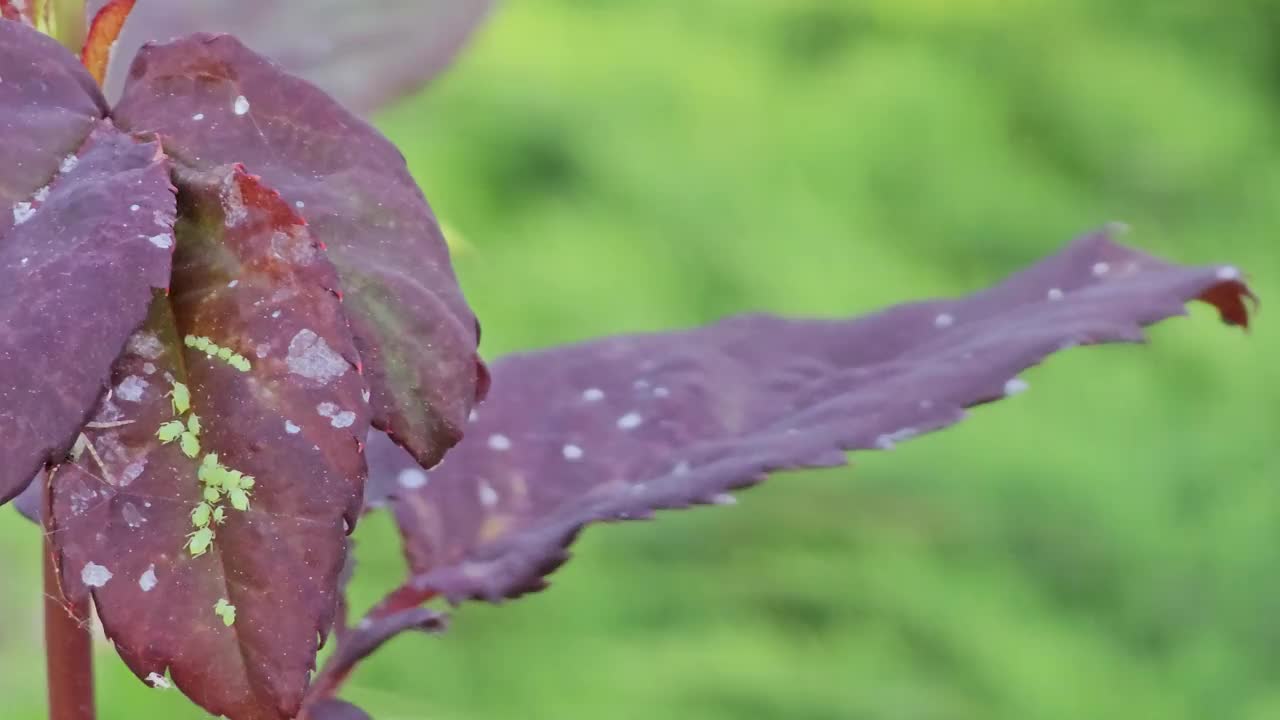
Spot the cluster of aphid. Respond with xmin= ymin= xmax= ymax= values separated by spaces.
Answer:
xmin=183 ymin=335 xmax=252 ymax=373
xmin=156 ymin=376 xmax=255 ymax=628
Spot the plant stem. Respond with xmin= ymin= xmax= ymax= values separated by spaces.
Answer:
xmin=43 ymin=534 xmax=95 ymax=720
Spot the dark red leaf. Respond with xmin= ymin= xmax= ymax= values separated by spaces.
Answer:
xmin=90 ymin=0 xmax=494 ymax=114
xmin=112 ymin=32 xmax=487 ymax=473
xmin=1 ymin=21 xmax=173 ymax=505
xmin=49 ymin=166 xmax=371 ymax=720
xmin=369 ymin=230 xmax=1255 ymax=604
xmin=81 ymin=0 xmax=135 ymax=86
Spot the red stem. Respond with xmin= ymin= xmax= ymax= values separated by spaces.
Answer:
xmin=43 ymin=534 xmax=95 ymax=720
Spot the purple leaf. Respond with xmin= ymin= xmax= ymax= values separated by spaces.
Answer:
xmin=303 ymin=699 xmax=373 ymax=720
xmin=49 ymin=166 xmax=370 ymax=720
xmin=91 ymin=0 xmax=494 ymax=114
xmin=112 ymin=32 xmax=488 ymax=472
xmin=1 ymin=20 xmax=174 ymax=506
xmin=369 ymin=230 xmax=1254 ymax=605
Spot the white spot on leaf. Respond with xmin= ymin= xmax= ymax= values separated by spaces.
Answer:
xmin=284 ymin=420 xmax=301 ymax=434
xmin=12 ymin=202 xmax=34 ymax=225
xmin=582 ymin=388 xmax=605 ymax=402
xmin=147 ymin=234 xmax=173 ymax=249
xmin=562 ymin=444 xmax=584 ymax=461
xmin=115 ymin=376 xmax=148 ymax=403
xmin=487 ymin=434 xmax=511 ymax=451
xmin=127 ymin=332 xmax=164 ymax=360
xmin=397 ymin=468 xmax=428 ymax=490
xmin=1047 ymin=287 xmax=1064 ymax=301
xmin=139 ymin=565 xmax=157 ymax=592
xmin=1004 ymin=378 xmax=1030 ymax=396
xmin=478 ymin=480 xmax=499 ymax=507
xmin=933 ymin=313 xmax=954 ymax=329
xmin=59 ymin=154 xmax=78 ymax=173
xmin=287 ymin=330 xmax=348 ymax=383
xmin=233 ymin=95 xmax=250 ymax=115
xmin=616 ymin=412 xmax=643 ymax=430
xmin=1092 ymin=262 xmax=1110 ymax=277
xmin=146 ymin=673 xmax=170 ymax=689
xmin=81 ymin=562 xmax=112 ymax=588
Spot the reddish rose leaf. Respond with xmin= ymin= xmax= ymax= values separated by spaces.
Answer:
xmin=48 ymin=166 xmax=371 ymax=720
xmin=81 ymin=0 xmax=136 ymax=86
xmin=1 ymin=22 xmax=174 ymax=506
xmin=90 ymin=0 xmax=494 ymax=114
xmin=112 ymin=32 xmax=488 ymax=472
xmin=367 ymin=230 xmax=1254 ymax=604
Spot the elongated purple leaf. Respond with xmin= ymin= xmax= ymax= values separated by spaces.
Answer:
xmin=1 ymin=20 xmax=174 ymax=505
xmin=112 ymin=32 xmax=488 ymax=473
xmin=369 ymin=230 xmax=1254 ymax=605
xmin=49 ymin=166 xmax=370 ymax=720
xmin=91 ymin=0 xmax=494 ymax=114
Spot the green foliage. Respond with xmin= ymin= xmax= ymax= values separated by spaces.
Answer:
xmin=1 ymin=1 xmax=1277 ymax=718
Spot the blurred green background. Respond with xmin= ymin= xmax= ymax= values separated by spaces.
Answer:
xmin=3 ymin=1 xmax=1278 ymax=717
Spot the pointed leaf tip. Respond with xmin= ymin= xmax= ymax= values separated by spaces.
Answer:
xmin=81 ymin=0 xmax=136 ymax=86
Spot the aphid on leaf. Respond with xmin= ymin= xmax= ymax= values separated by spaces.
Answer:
xmin=190 ymin=503 xmax=212 ymax=528
xmin=179 ymin=432 xmax=200 ymax=458
xmin=217 ymin=347 xmax=233 ymax=361
xmin=187 ymin=414 xmax=201 ymax=436
xmin=202 ymin=486 xmax=222 ymax=504
xmin=213 ymin=599 xmax=236 ymax=627
xmin=219 ymin=469 xmax=244 ymax=493
xmin=228 ymin=487 xmax=251 ymax=512
xmin=156 ymin=421 xmax=185 ymax=443
xmin=186 ymin=527 xmax=215 ymax=558
xmin=238 ymin=475 xmax=256 ymax=490
xmin=229 ymin=355 xmax=251 ymax=372
xmin=212 ymin=507 xmax=225 ymax=525
xmin=167 ymin=381 xmax=191 ymax=415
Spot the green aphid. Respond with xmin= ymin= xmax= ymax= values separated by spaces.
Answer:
xmin=203 ymin=345 xmax=218 ymax=358
xmin=183 ymin=335 xmax=198 ymax=348
xmin=227 ymin=487 xmax=251 ymax=512
xmin=218 ymin=468 xmax=242 ymax=490
xmin=213 ymin=598 xmax=236 ymax=627
xmin=194 ymin=336 xmax=212 ymax=351
xmin=187 ymin=414 xmax=201 ymax=436
xmin=202 ymin=486 xmax=222 ymax=504
xmin=230 ymin=355 xmax=251 ymax=372
xmin=212 ymin=506 xmax=225 ymax=525
xmin=190 ymin=502 xmax=212 ymax=528
xmin=202 ymin=453 xmax=220 ymax=469
xmin=179 ymin=432 xmax=200 ymax=458
xmin=238 ymin=475 xmax=256 ymax=491
xmin=168 ymin=382 xmax=191 ymax=415
xmin=216 ymin=347 xmax=234 ymax=361
xmin=155 ymin=420 xmax=185 ymax=444
xmin=197 ymin=463 xmax=217 ymax=487
xmin=186 ymin=527 xmax=215 ymax=558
